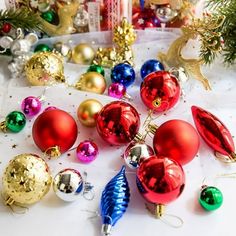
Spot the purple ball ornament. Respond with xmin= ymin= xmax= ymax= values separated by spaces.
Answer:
xmin=21 ymin=96 xmax=42 ymax=117
xmin=108 ymin=83 xmax=126 ymax=99
xmin=76 ymin=140 xmax=99 ymax=163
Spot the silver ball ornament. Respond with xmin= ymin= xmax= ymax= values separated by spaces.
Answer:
xmin=123 ymin=142 xmax=154 ymax=169
xmin=53 ymin=168 xmax=84 ymax=202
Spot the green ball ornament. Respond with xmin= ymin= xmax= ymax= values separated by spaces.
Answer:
xmin=87 ymin=64 xmax=105 ymax=76
xmin=5 ymin=111 xmax=26 ymax=133
xmin=41 ymin=10 xmax=56 ymax=23
xmin=34 ymin=44 xmax=52 ymax=53
xmin=199 ymin=186 xmax=223 ymax=211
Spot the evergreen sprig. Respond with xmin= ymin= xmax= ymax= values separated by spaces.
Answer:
xmin=201 ymin=0 xmax=236 ymax=65
xmin=0 ymin=7 xmax=42 ymax=31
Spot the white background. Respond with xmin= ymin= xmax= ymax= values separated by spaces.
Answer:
xmin=1 ymin=1 xmax=236 ymax=236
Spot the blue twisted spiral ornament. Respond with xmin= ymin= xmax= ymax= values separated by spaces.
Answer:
xmin=100 ymin=166 xmax=130 ymax=235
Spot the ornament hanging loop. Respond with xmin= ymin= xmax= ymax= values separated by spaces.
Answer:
xmin=82 ymin=172 xmax=95 ymax=201
xmin=146 ymin=203 xmax=183 ymax=228
xmin=0 ymin=121 xmax=7 ymax=132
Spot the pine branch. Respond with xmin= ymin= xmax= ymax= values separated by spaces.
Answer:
xmin=0 ymin=7 xmax=42 ymax=31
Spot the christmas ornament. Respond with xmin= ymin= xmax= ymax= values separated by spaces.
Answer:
xmin=75 ymin=72 xmax=106 ymax=94
xmin=140 ymin=71 xmax=180 ymax=112
xmin=96 ymin=101 xmax=140 ymax=145
xmin=124 ymin=141 xmax=154 ymax=169
xmin=53 ymin=168 xmax=83 ymax=202
xmin=100 ymin=166 xmax=130 ymax=236
xmin=191 ymin=106 xmax=236 ymax=161
xmin=111 ymin=63 xmax=136 ymax=87
xmin=132 ymin=7 xmax=160 ymax=30
xmin=0 ymin=29 xmax=38 ymax=79
xmin=150 ymin=120 xmax=200 ymax=165
xmin=0 ymin=111 xmax=26 ymax=133
xmin=77 ymin=99 xmax=103 ymax=127
xmin=73 ymin=5 xmax=89 ymax=32
xmin=76 ymin=140 xmax=99 ymax=163
xmin=155 ymin=4 xmax=178 ymax=23
xmin=2 ymin=153 xmax=52 ymax=205
xmin=21 ymin=96 xmax=42 ymax=118
xmin=32 ymin=109 xmax=78 ymax=157
xmin=140 ymin=59 xmax=164 ymax=80
xmin=25 ymin=51 xmax=65 ymax=86
xmin=2 ymin=22 xmax=11 ymax=33
xmin=87 ymin=64 xmax=105 ymax=76
xmin=34 ymin=44 xmax=52 ymax=52
xmin=39 ymin=1 xmax=79 ymax=36
xmin=71 ymin=43 xmax=95 ymax=64
xmin=199 ymin=186 xmax=223 ymax=211
xmin=41 ymin=10 xmax=56 ymax=23
xmin=53 ymin=42 xmax=71 ymax=61
xmin=108 ymin=83 xmax=127 ymax=99
xmin=157 ymin=19 xmax=214 ymax=90
xmin=93 ymin=18 xmax=136 ymax=68
xmin=136 ymin=156 xmax=185 ymax=217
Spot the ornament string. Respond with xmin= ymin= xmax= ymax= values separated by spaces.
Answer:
xmin=145 ymin=203 xmax=183 ymax=228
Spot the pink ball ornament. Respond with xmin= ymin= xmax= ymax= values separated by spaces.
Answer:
xmin=108 ymin=83 xmax=126 ymax=99
xmin=21 ymin=96 xmax=42 ymax=117
xmin=76 ymin=140 xmax=99 ymax=163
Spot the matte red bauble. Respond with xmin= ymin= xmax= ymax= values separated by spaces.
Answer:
xmin=153 ymin=119 xmax=200 ymax=165
xmin=96 ymin=101 xmax=140 ymax=145
xmin=136 ymin=156 xmax=185 ymax=205
xmin=140 ymin=71 xmax=180 ymax=112
xmin=191 ymin=106 xmax=235 ymax=159
xmin=32 ymin=109 xmax=78 ymax=155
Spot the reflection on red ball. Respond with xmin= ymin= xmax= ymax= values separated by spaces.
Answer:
xmin=140 ymin=71 xmax=180 ymax=112
xmin=153 ymin=119 xmax=200 ymax=165
xmin=32 ymin=109 xmax=78 ymax=154
xmin=137 ymin=156 xmax=185 ymax=205
xmin=96 ymin=101 xmax=140 ymax=145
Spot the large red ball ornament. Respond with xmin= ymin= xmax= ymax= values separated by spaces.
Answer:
xmin=136 ymin=156 xmax=185 ymax=205
xmin=140 ymin=71 xmax=180 ymax=112
xmin=191 ymin=106 xmax=235 ymax=159
xmin=153 ymin=120 xmax=200 ymax=165
xmin=32 ymin=109 xmax=78 ymax=155
xmin=96 ymin=101 xmax=140 ymax=145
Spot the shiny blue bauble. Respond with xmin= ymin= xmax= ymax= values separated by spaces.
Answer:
xmin=111 ymin=63 xmax=135 ymax=87
xmin=140 ymin=59 xmax=164 ymax=80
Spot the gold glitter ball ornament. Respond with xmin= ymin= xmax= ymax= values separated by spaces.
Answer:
xmin=71 ymin=43 xmax=95 ymax=64
xmin=2 ymin=153 xmax=52 ymax=206
xmin=75 ymin=72 xmax=106 ymax=94
xmin=24 ymin=51 xmax=65 ymax=86
xmin=77 ymin=99 xmax=103 ymax=127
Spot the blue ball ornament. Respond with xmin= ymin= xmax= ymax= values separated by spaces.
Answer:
xmin=140 ymin=59 xmax=164 ymax=80
xmin=111 ymin=63 xmax=135 ymax=87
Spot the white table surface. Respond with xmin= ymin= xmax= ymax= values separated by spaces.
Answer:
xmin=1 ymin=1 xmax=236 ymax=236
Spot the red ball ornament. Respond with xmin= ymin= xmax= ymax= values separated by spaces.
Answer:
xmin=2 ymin=23 xmax=12 ymax=33
xmin=96 ymin=101 xmax=140 ymax=145
xmin=137 ymin=156 xmax=185 ymax=205
xmin=191 ymin=106 xmax=235 ymax=159
xmin=153 ymin=120 xmax=200 ymax=165
xmin=140 ymin=71 xmax=180 ymax=112
xmin=32 ymin=109 xmax=78 ymax=155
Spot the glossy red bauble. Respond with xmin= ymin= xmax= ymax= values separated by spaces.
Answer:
xmin=191 ymin=106 xmax=235 ymax=157
xmin=136 ymin=156 xmax=185 ymax=205
xmin=32 ymin=109 xmax=78 ymax=154
xmin=140 ymin=71 xmax=180 ymax=112
xmin=2 ymin=23 xmax=12 ymax=33
xmin=153 ymin=119 xmax=200 ymax=165
xmin=96 ymin=101 xmax=140 ymax=145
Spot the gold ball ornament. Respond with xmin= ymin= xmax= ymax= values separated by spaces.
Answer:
xmin=2 ymin=153 xmax=52 ymax=206
xmin=77 ymin=99 xmax=103 ymax=127
xmin=75 ymin=72 xmax=106 ymax=94
xmin=71 ymin=43 xmax=95 ymax=64
xmin=24 ymin=51 xmax=65 ymax=86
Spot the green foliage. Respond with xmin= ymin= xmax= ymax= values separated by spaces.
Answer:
xmin=202 ymin=0 xmax=236 ymax=65
xmin=0 ymin=7 xmax=42 ymax=32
